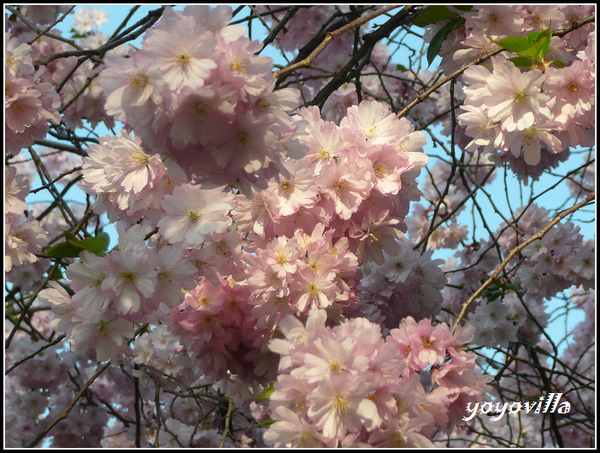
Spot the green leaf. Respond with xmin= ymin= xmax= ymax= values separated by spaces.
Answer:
xmin=49 ymin=268 xmax=65 ymax=281
xmin=491 ymin=36 xmax=533 ymax=53
xmin=505 ymin=283 xmax=522 ymax=292
xmin=427 ymin=18 xmax=461 ymax=67
xmin=42 ymin=232 xmax=110 ymax=259
xmin=77 ymin=233 xmax=110 ymax=256
xmin=256 ymin=381 xmax=275 ymax=400
xmin=508 ymin=56 xmax=534 ymax=68
xmin=43 ymin=241 xmax=86 ymax=259
xmin=548 ymin=59 xmax=566 ymax=68
xmin=519 ymin=27 xmax=552 ymax=61
xmin=487 ymin=292 xmax=501 ymax=302
xmin=258 ymin=419 xmax=277 ymax=427
xmin=412 ymin=5 xmax=458 ymax=28
xmin=453 ymin=5 xmax=473 ymax=11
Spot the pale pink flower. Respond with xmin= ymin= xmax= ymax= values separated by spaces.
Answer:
xmin=107 ymin=132 xmax=165 ymax=194
xmin=306 ymin=374 xmax=377 ymax=440
xmin=368 ymin=417 xmax=434 ymax=448
xmin=5 ymin=213 xmax=48 ymax=273
xmin=5 ymin=89 xmax=44 ymax=134
xmin=264 ymin=406 xmax=330 ymax=448
xmin=70 ymin=307 xmax=136 ymax=362
xmin=216 ymin=34 xmax=274 ymax=98
xmin=458 ymin=104 xmax=505 ymax=154
xmin=348 ymin=209 xmax=404 ymax=264
xmin=291 ymin=265 xmax=340 ymax=313
xmin=67 ymin=250 xmax=112 ymax=310
xmin=299 ymin=110 xmax=344 ymax=175
xmin=183 ymin=5 xmax=246 ymax=42
xmin=5 ymin=166 xmax=30 ymax=215
xmin=157 ymin=183 xmax=234 ymax=246
xmin=263 ymin=236 xmax=301 ymax=279
xmin=268 ymin=309 xmax=328 ymax=371
xmin=269 ymin=374 xmax=317 ymax=417
xmin=231 ymin=188 xmax=279 ymax=238
xmin=301 ymin=335 xmax=369 ymax=384
xmin=316 ymin=159 xmax=372 ymax=220
xmin=102 ymin=247 xmax=157 ymax=315
xmin=341 ymin=100 xmax=403 ymax=145
xmin=544 ymin=60 xmax=595 ymax=120
xmin=37 ymin=281 xmax=76 ymax=336
xmin=5 ymin=34 xmax=34 ymax=77
xmin=99 ymin=50 xmax=166 ymax=123
xmin=72 ymin=7 xmax=109 ymax=34
xmin=366 ymin=144 xmax=411 ymax=195
xmin=211 ymin=107 xmax=281 ymax=173
xmin=377 ymin=247 xmax=420 ymax=284
xmin=144 ymin=10 xmax=217 ymax=92
xmin=168 ymin=83 xmax=236 ymax=148
xmin=152 ymin=244 xmax=199 ymax=308
xmin=484 ymin=59 xmax=551 ymax=132
xmin=464 ymin=5 xmax=526 ymax=38
xmin=269 ymin=158 xmax=319 ymax=216
xmin=506 ymin=126 xmax=564 ymax=165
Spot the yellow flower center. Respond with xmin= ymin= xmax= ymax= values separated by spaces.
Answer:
xmin=513 ymin=90 xmax=529 ymax=104
xmin=130 ymin=74 xmax=148 ymax=88
xmin=186 ymin=210 xmax=200 ymax=225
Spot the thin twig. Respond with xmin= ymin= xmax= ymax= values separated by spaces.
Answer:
xmin=28 ymin=6 xmax=76 ymax=45
xmin=274 ymin=5 xmax=401 ymax=79
xmin=27 ymin=360 xmax=112 ymax=447
xmin=453 ymin=192 xmax=595 ymax=333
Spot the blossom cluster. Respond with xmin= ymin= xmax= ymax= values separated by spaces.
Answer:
xmin=263 ymin=309 xmax=491 ymax=447
xmin=5 ymin=32 xmax=61 ymax=155
xmin=96 ymin=5 xmax=307 ymax=196
xmin=232 ymin=100 xmax=429 ymax=258
xmin=5 ymin=166 xmax=48 ymax=274
xmin=441 ymin=203 xmax=595 ymax=349
xmin=430 ymin=5 xmax=595 ymax=174
xmin=7 ymin=7 xmax=116 ymax=141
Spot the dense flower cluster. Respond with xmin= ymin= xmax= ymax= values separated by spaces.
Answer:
xmin=5 ymin=32 xmax=61 ymax=154
xmin=431 ymin=5 xmax=595 ymax=175
xmin=263 ymin=309 xmax=491 ymax=447
xmin=97 ymin=5 xmax=306 ymax=196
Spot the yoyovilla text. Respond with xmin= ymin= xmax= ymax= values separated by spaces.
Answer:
xmin=463 ymin=393 xmax=571 ymax=422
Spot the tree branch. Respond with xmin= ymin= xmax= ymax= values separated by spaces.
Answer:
xmin=453 ymin=192 xmax=595 ymax=333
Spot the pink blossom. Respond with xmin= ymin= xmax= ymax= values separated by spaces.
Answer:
xmin=484 ymin=59 xmax=551 ymax=132
xmin=157 ymin=183 xmax=234 ymax=246
xmin=5 ymin=166 xmax=30 ymax=215
xmin=70 ymin=308 xmax=136 ymax=362
xmin=341 ymin=100 xmax=404 ymax=145
xmin=306 ymin=373 xmax=377 ymax=440
xmin=72 ymin=7 xmax=109 ymax=34
xmin=268 ymin=158 xmax=319 ymax=216
xmin=300 ymin=334 xmax=370 ymax=384
xmin=143 ymin=10 xmax=217 ymax=92
xmin=316 ymin=158 xmax=373 ymax=220
xmin=101 ymin=247 xmax=157 ymax=316
xmin=291 ymin=265 xmax=340 ymax=313
xmin=506 ymin=125 xmax=564 ymax=165
xmin=99 ymin=49 xmax=167 ymax=124
xmin=264 ymin=406 xmax=331 ymax=448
